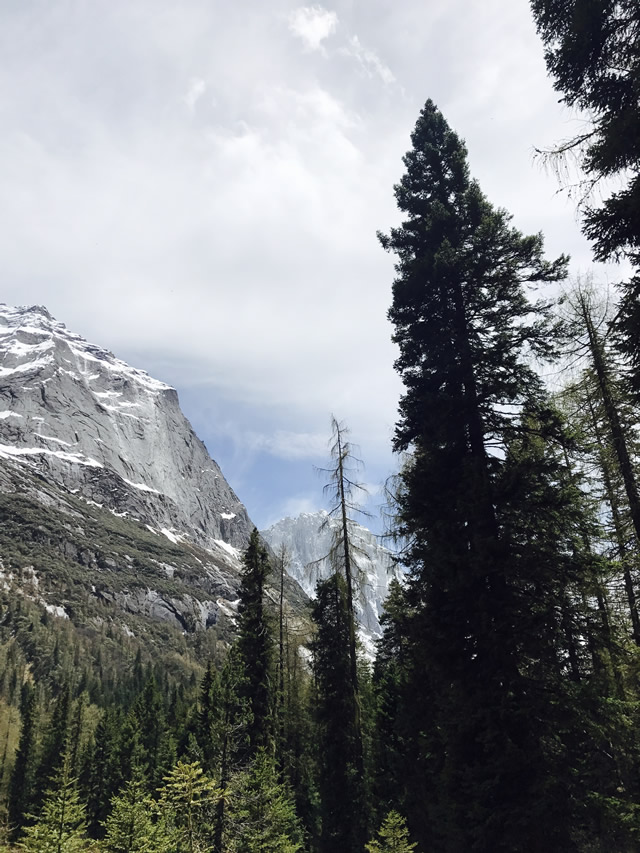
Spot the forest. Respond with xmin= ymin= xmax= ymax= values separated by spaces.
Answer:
xmin=1 ymin=1 xmax=639 ymax=850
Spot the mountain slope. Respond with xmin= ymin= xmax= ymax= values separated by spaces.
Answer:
xmin=0 ymin=304 xmax=308 ymax=657
xmin=0 ymin=304 xmax=250 ymax=550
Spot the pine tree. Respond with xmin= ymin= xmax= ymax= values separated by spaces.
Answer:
xmin=236 ymin=529 xmax=273 ymax=756
xmin=132 ymin=678 xmax=174 ymax=791
xmin=209 ymin=649 xmax=251 ymax=853
xmin=101 ymin=776 xmax=165 ymax=853
xmin=311 ymin=574 xmax=365 ymax=852
xmin=195 ymin=663 xmax=216 ymax=772
xmin=318 ymin=417 xmax=368 ymax=756
xmin=8 ymin=686 xmax=38 ymax=838
xmin=157 ymin=760 xmax=219 ymax=853
xmin=530 ymin=0 xmax=640 ymax=265
xmin=225 ymin=749 xmax=304 ymax=853
xmin=365 ymin=811 xmax=416 ymax=853
xmin=377 ymin=99 xmax=593 ymax=852
xmin=83 ymin=709 xmax=125 ymax=838
xmin=18 ymin=750 xmax=87 ymax=853
xmin=36 ymin=684 xmax=71 ymax=796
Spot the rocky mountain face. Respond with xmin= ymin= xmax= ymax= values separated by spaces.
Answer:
xmin=0 ymin=304 xmax=251 ymax=550
xmin=261 ymin=510 xmax=402 ymax=642
xmin=0 ymin=304 xmax=307 ymax=650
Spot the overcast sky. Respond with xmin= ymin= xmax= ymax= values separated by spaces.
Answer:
xmin=0 ymin=0 xmax=623 ymax=532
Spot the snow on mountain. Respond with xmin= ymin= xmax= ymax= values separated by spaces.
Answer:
xmin=0 ymin=304 xmax=252 ymax=550
xmin=261 ymin=510 xmax=402 ymax=639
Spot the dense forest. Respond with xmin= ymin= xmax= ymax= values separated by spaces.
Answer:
xmin=1 ymin=1 xmax=639 ymax=850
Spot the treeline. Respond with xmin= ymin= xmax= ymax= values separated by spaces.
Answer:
xmin=0 ymin=525 xmax=410 ymax=852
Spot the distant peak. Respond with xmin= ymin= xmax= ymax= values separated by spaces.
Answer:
xmin=26 ymin=305 xmax=53 ymax=320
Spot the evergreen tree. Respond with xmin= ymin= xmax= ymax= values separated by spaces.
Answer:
xmin=318 ymin=417 xmax=368 ymax=769
xmin=83 ymin=709 xmax=125 ymax=838
xmin=18 ymin=750 xmax=87 ymax=853
xmin=530 ymin=0 xmax=640 ymax=265
xmin=8 ymin=686 xmax=38 ymax=838
xmin=101 ymin=776 xmax=164 ymax=853
xmin=377 ymin=100 xmax=594 ymax=852
xmin=195 ymin=662 xmax=217 ymax=771
xmin=365 ymin=811 xmax=416 ymax=853
xmin=311 ymin=574 xmax=366 ymax=852
xmin=36 ymin=684 xmax=71 ymax=795
xmin=236 ymin=529 xmax=273 ymax=756
xmin=132 ymin=678 xmax=174 ymax=791
xmin=225 ymin=748 xmax=304 ymax=853
xmin=209 ymin=649 xmax=251 ymax=853
xmin=157 ymin=760 xmax=219 ymax=853
xmin=530 ymin=1 xmax=640 ymax=393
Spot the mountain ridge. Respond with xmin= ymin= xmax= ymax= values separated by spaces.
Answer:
xmin=0 ymin=303 xmax=252 ymax=552
xmin=261 ymin=509 xmax=401 ymax=639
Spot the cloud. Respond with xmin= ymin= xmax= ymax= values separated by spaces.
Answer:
xmin=342 ymin=35 xmax=396 ymax=85
xmin=244 ymin=430 xmax=329 ymax=461
xmin=184 ymin=77 xmax=206 ymax=110
xmin=288 ymin=5 xmax=338 ymax=52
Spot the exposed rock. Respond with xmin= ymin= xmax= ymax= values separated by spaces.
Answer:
xmin=261 ymin=510 xmax=402 ymax=638
xmin=0 ymin=304 xmax=252 ymax=550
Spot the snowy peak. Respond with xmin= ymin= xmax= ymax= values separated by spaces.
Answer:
xmin=261 ymin=510 xmax=402 ymax=638
xmin=0 ymin=304 xmax=253 ymax=550
xmin=0 ymin=303 xmax=172 ymax=395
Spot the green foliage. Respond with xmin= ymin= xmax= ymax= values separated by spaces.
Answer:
xmin=157 ymin=760 xmax=219 ymax=853
xmin=8 ymin=687 xmax=38 ymax=838
xmin=530 ymin=0 xmax=640 ymax=265
xmin=236 ymin=530 xmax=274 ymax=756
xmin=377 ymin=99 xmax=608 ymax=852
xmin=365 ymin=811 xmax=416 ymax=853
xmin=311 ymin=574 xmax=366 ymax=852
xmin=101 ymin=777 xmax=163 ymax=853
xmin=18 ymin=751 xmax=87 ymax=853
xmin=226 ymin=749 xmax=304 ymax=853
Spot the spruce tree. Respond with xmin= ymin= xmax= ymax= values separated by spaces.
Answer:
xmin=157 ymin=760 xmax=219 ymax=853
xmin=236 ymin=529 xmax=273 ymax=756
xmin=18 ymin=750 xmax=87 ymax=853
xmin=311 ymin=573 xmax=366 ymax=852
xmin=530 ymin=0 xmax=640 ymax=265
xmin=377 ymin=100 xmax=588 ymax=852
xmin=366 ymin=810 xmax=416 ymax=853
xmin=225 ymin=748 xmax=304 ymax=853
xmin=101 ymin=776 xmax=165 ymax=853
xmin=8 ymin=686 xmax=38 ymax=838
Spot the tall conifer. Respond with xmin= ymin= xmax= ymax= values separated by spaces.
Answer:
xmin=378 ymin=100 xmax=589 ymax=852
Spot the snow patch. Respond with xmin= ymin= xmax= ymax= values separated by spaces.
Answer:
xmin=34 ymin=433 xmax=72 ymax=446
xmin=160 ymin=528 xmax=184 ymax=545
xmin=0 ymin=444 xmax=103 ymax=467
xmin=0 ymin=356 xmax=53 ymax=376
xmin=213 ymin=539 xmax=241 ymax=559
xmin=0 ymin=411 xmax=22 ymax=419
xmin=123 ymin=477 xmax=159 ymax=494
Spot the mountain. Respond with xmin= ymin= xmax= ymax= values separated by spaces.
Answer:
xmin=261 ymin=510 xmax=402 ymax=642
xmin=0 ymin=304 xmax=307 ymax=659
xmin=0 ymin=304 xmax=251 ymax=550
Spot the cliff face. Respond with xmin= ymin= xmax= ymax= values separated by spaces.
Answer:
xmin=0 ymin=304 xmax=252 ymax=550
xmin=261 ymin=510 xmax=402 ymax=639
xmin=0 ymin=304 xmax=309 ymax=649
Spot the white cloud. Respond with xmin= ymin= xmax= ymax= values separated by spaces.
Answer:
xmin=288 ymin=5 xmax=338 ymax=52
xmin=184 ymin=77 xmax=206 ymax=110
xmin=342 ymin=35 xmax=396 ymax=85
xmin=242 ymin=430 xmax=328 ymax=461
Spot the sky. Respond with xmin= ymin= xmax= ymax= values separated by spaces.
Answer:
xmin=0 ymin=0 xmax=625 ymax=533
